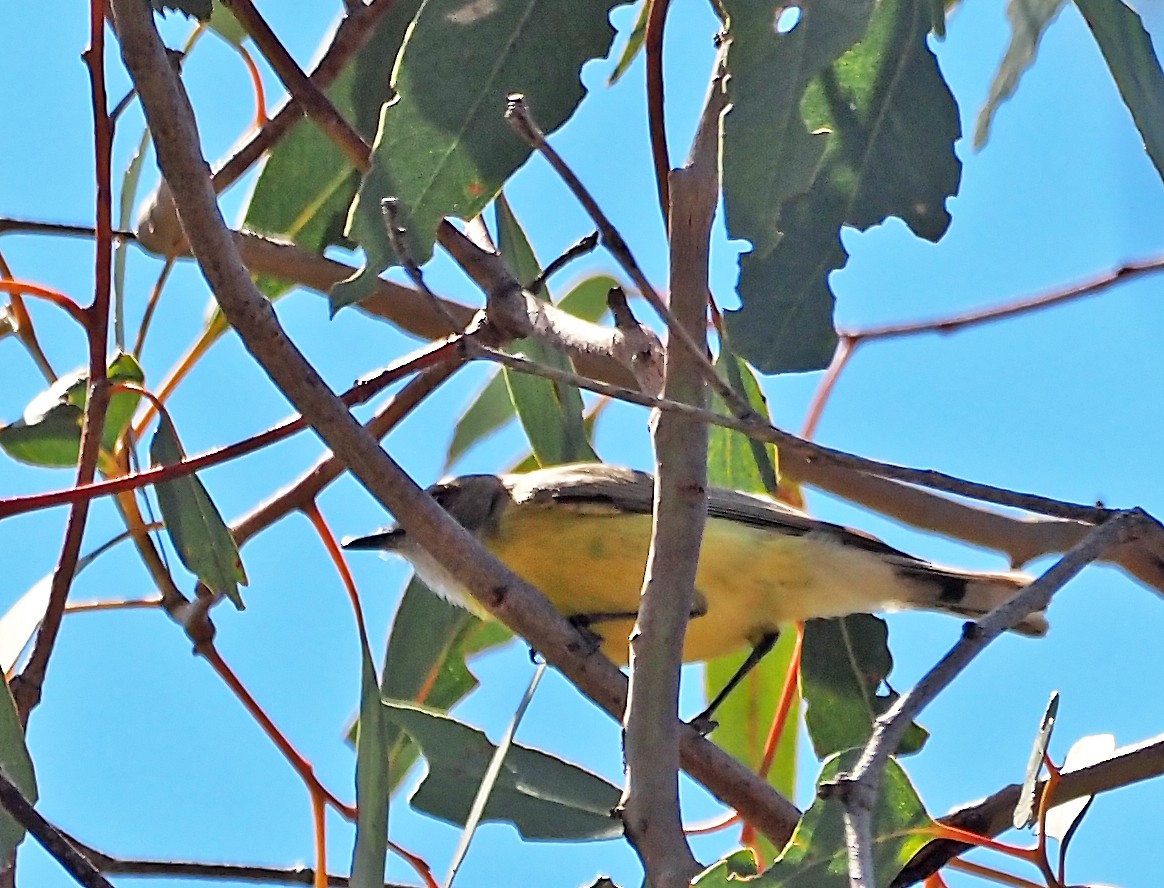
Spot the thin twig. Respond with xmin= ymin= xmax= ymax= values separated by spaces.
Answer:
xmin=222 ymin=0 xmax=370 ymax=172
xmin=895 ymin=731 xmax=1164 ymax=886
xmin=525 ymin=231 xmax=599 ymax=293
xmin=13 ymin=4 xmax=115 ymax=724
xmin=0 ymin=768 xmax=113 ymax=888
xmin=503 ymin=94 xmax=755 ymax=421
xmin=644 ymin=0 xmax=672 ymax=224
xmin=211 ymin=0 xmax=396 ymax=192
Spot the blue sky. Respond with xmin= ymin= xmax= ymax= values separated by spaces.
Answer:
xmin=2 ymin=2 xmax=1163 ymax=887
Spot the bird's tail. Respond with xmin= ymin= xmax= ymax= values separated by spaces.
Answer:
xmin=896 ymin=565 xmax=1048 ymax=637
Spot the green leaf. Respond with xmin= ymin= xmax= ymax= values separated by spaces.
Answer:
xmin=243 ymin=3 xmax=423 ymax=300
xmin=708 ymin=347 xmax=779 ymax=496
xmin=607 ymin=0 xmax=649 ymax=85
xmin=444 ymin=273 xmax=615 ymax=469
xmin=801 ymin=616 xmax=926 ymax=759
xmin=974 ymin=0 xmax=1067 ymax=148
xmin=722 ymin=0 xmax=875 ymax=257
xmin=150 ymin=414 xmax=247 ymax=609
xmin=152 ymin=0 xmax=211 ymax=20
xmin=350 ymin=636 xmax=390 ymax=888
xmin=754 ymin=753 xmax=933 ymax=886
xmin=0 ymin=352 xmax=144 ymax=467
xmin=0 ymin=677 xmax=36 ymax=856
xmin=723 ymin=0 xmax=961 ymax=374
xmin=375 ymin=578 xmax=511 ymax=792
xmin=495 ymin=195 xmax=599 ymax=467
xmin=206 ymin=0 xmax=248 ymax=46
xmin=693 ymin=850 xmax=761 ymax=887
xmin=333 ymin=0 xmax=621 ymax=309
xmin=704 ymin=632 xmax=800 ymax=859
xmin=382 ymin=701 xmax=623 ymax=840
xmin=1074 ymin=0 xmax=1164 ymax=183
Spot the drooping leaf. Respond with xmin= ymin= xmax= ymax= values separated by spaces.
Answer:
xmin=0 ymin=677 xmax=37 ymax=855
xmin=333 ymin=0 xmax=621 ymax=309
xmin=350 ymin=632 xmax=391 ymax=888
xmin=382 ymin=701 xmax=623 ymax=840
xmin=375 ymin=578 xmax=511 ymax=792
xmin=1074 ymin=0 xmax=1164 ymax=183
xmin=755 ymin=753 xmax=933 ymax=886
xmin=0 ymin=352 xmax=144 ymax=467
xmin=495 ymin=195 xmax=599 ymax=467
xmin=707 ymin=347 xmax=779 ymax=496
xmin=1014 ymin=690 xmax=1059 ymax=829
xmin=974 ymin=0 xmax=1067 ymax=148
xmin=150 ymin=414 xmax=247 ymax=609
xmin=243 ymin=2 xmax=423 ymax=299
xmin=801 ymin=616 xmax=926 ymax=759
xmin=704 ymin=347 xmax=793 ymax=858
xmin=722 ymin=0 xmax=961 ymax=374
xmin=704 ymin=633 xmax=800 ymax=838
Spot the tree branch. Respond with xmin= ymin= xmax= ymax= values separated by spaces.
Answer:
xmin=109 ymin=0 xmax=800 ymax=850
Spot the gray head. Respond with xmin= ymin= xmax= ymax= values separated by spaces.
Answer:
xmin=342 ymin=474 xmax=511 ymax=551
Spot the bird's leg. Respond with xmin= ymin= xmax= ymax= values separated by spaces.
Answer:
xmin=688 ymin=631 xmax=780 ymax=735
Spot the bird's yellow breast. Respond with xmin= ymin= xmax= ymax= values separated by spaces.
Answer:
xmin=483 ymin=504 xmax=846 ymax=666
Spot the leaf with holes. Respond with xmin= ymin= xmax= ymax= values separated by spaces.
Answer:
xmin=722 ymin=0 xmax=961 ymax=373
xmin=801 ymin=616 xmax=927 ymax=759
xmin=383 ymin=701 xmax=622 ymax=840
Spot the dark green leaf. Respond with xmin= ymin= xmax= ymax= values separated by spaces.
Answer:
xmin=376 ymin=578 xmax=511 ymax=792
xmin=243 ymin=2 xmax=423 ymax=299
xmin=723 ymin=0 xmax=961 ymax=374
xmin=350 ymin=636 xmax=391 ymax=888
xmin=607 ymin=0 xmax=649 ymax=85
xmin=801 ymin=616 xmax=926 ymax=759
xmin=0 ymin=678 xmax=36 ymax=855
xmin=152 ymin=0 xmax=211 ymax=20
xmin=1014 ymin=690 xmax=1059 ymax=829
xmin=693 ymin=850 xmax=760 ymax=887
xmin=206 ymin=1 xmax=248 ymax=46
xmin=755 ymin=753 xmax=933 ymax=886
xmin=1074 ymin=0 xmax=1164 ymax=182
xmin=0 ymin=352 xmax=144 ymax=467
xmin=974 ymin=0 xmax=1067 ymax=148
xmin=495 ymin=195 xmax=598 ymax=467
xmin=333 ymin=0 xmax=621 ymax=309
xmin=150 ymin=414 xmax=247 ymax=609
xmin=708 ymin=347 xmax=779 ymax=496
xmin=704 ymin=632 xmax=800 ymax=854
xmin=382 ymin=701 xmax=623 ymax=840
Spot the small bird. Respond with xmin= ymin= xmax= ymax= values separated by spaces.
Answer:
xmin=343 ymin=463 xmax=1047 ymax=671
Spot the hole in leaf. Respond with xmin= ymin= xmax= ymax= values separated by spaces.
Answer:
xmin=773 ymin=4 xmax=801 ymax=34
